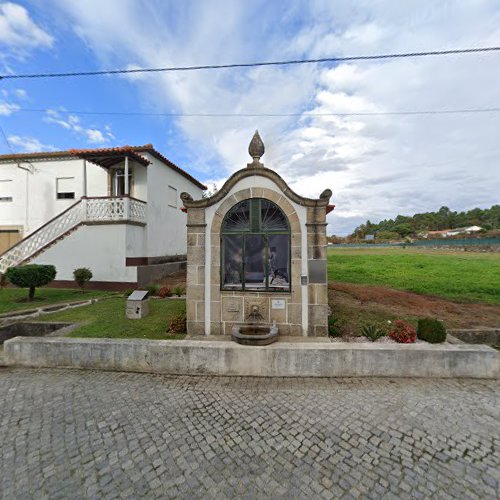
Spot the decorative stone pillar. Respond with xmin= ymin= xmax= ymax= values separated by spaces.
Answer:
xmin=182 ymin=193 xmax=206 ymax=336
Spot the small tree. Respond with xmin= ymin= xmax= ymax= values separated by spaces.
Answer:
xmin=73 ymin=267 xmax=93 ymax=291
xmin=5 ymin=264 xmax=56 ymax=301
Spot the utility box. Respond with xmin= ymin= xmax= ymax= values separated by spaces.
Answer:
xmin=126 ymin=290 xmax=150 ymax=319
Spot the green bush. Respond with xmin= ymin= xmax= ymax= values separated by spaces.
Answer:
xmin=328 ymin=316 xmax=345 ymax=337
xmin=0 ymin=272 xmax=7 ymax=289
xmin=73 ymin=267 xmax=93 ymax=291
xmin=5 ymin=264 xmax=57 ymax=301
xmin=123 ymin=288 xmax=134 ymax=298
xmin=146 ymin=284 xmax=159 ymax=296
xmin=417 ymin=318 xmax=447 ymax=343
xmin=173 ymin=286 xmax=185 ymax=297
xmin=360 ymin=323 xmax=385 ymax=342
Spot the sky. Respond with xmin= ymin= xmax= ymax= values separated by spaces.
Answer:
xmin=1 ymin=0 xmax=499 ymax=235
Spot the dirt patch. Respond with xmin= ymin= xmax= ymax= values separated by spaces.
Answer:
xmin=157 ymin=271 xmax=187 ymax=289
xmin=329 ymin=283 xmax=500 ymax=329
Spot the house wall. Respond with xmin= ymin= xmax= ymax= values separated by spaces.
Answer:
xmin=144 ymin=153 xmax=204 ymax=258
xmin=0 ymin=158 xmax=108 ymax=236
xmin=32 ymin=223 xmax=138 ymax=283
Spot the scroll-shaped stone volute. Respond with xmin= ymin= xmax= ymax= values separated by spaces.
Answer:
xmin=180 ymin=192 xmax=193 ymax=205
xmin=320 ymin=188 xmax=332 ymax=201
xmin=247 ymin=130 xmax=265 ymax=167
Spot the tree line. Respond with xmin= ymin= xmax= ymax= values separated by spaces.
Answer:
xmin=349 ymin=205 xmax=500 ymax=239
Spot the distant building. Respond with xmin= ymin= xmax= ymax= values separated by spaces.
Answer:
xmin=422 ymin=226 xmax=483 ymax=238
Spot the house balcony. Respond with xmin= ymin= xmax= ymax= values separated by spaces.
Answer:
xmin=83 ymin=196 xmax=147 ymax=226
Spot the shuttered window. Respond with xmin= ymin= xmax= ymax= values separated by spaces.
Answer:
xmin=168 ymin=186 xmax=177 ymax=208
xmin=56 ymin=177 xmax=75 ymax=199
xmin=0 ymin=179 xmax=13 ymax=202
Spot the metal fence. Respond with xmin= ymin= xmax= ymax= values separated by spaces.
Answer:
xmin=330 ymin=237 xmax=500 ymax=249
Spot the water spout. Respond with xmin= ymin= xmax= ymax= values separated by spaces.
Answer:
xmin=247 ymin=305 xmax=264 ymax=323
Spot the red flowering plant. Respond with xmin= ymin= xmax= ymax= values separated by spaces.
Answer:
xmin=157 ymin=286 xmax=172 ymax=298
xmin=167 ymin=314 xmax=187 ymax=335
xmin=388 ymin=320 xmax=417 ymax=343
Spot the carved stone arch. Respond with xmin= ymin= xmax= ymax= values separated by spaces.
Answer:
xmin=211 ymin=187 xmax=301 ymax=236
xmin=208 ymin=187 xmax=303 ymax=335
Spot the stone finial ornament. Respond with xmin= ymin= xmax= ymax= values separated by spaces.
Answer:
xmin=247 ymin=130 xmax=265 ymax=167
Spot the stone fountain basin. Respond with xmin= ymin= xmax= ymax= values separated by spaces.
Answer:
xmin=231 ymin=323 xmax=279 ymax=346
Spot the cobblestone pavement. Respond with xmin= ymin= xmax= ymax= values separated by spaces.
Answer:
xmin=0 ymin=369 xmax=499 ymax=499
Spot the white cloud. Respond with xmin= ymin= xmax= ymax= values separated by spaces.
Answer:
xmin=86 ymin=129 xmax=106 ymax=144
xmin=44 ymin=109 xmax=112 ymax=145
xmin=0 ymin=2 xmax=53 ymax=49
xmin=0 ymin=101 xmax=19 ymax=115
xmin=51 ymin=0 xmax=500 ymax=234
xmin=7 ymin=134 xmax=55 ymax=152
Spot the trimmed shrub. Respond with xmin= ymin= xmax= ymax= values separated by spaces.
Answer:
xmin=417 ymin=318 xmax=447 ymax=343
xmin=145 ymin=284 xmax=159 ymax=296
xmin=158 ymin=286 xmax=172 ymax=298
xmin=173 ymin=286 xmax=185 ymax=297
xmin=73 ymin=267 xmax=93 ymax=291
xmin=388 ymin=320 xmax=416 ymax=343
xmin=360 ymin=323 xmax=385 ymax=342
xmin=328 ymin=316 xmax=345 ymax=337
xmin=168 ymin=313 xmax=186 ymax=334
xmin=5 ymin=264 xmax=57 ymax=301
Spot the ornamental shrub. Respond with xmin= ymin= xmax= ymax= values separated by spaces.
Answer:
xmin=328 ymin=316 xmax=345 ymax=337
xmin=173 ymin=286 xmax=185 ymax=297
xmin=388 ymin=320 xmax=416 ymax=343
xmin=168 ymin=314 xmax=186 ymax=335
xmin=146 ymin=284 xmax=159 ymax=296
xmin=158 ymin=286 xmax=172 ymax=298
xmin=73 ymin=267 xmax=93 ymax=291
xmin=360 ymin=323 xmax=386 ymax=342
xmin=5 ymin=264 xmax=56 ymax=301
xmin=417 ymin=318 xmax=447 ymax=343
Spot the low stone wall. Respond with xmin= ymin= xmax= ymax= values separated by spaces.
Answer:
xmin=4 ymin=338 xmax=499 ymax=379
xmin=449 ymin=328 xmax=500 ymax=345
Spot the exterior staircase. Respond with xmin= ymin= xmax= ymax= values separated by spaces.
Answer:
xmin=0 ymin=196 xmax=146 ymax=273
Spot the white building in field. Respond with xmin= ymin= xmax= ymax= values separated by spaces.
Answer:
xmin=0 ymin=144 xmax=206 ymax=288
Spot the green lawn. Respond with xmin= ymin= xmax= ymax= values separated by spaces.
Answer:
xmin=0 ymin=288 xmax=114 ymax=314
xmin=38 ymin=297 xmax=186 ymax=340
xmin=328 ymin=247 xmax=500 ymax=305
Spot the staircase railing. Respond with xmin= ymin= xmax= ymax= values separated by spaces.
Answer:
xmin=0 ymin=196 xmax=147 ymax=273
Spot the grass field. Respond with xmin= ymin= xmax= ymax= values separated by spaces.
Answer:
xmin=328 ymin=247 xmax=500 ymax=305
xmin=38 ymin=297 xmax=186 ymax=339
xmin=0 ymin=288 xmax=114 ymax=314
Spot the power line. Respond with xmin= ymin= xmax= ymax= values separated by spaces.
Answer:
xmin=1 ymin=46 xmax=500 ymax=80
xmin=12 ymin=106 xmax=500 ymax=118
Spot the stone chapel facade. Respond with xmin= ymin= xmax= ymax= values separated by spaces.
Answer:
xmin=182 ymin=132 xmax=333 ymax=337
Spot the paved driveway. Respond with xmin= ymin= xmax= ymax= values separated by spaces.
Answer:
xmin=0 ymin=368 xmax=498 ymax=499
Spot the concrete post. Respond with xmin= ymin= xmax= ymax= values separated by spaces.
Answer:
xmin=124 ymin=156 xmax=130 ymax=196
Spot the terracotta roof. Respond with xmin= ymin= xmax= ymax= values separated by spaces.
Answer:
xmin=0 ymin=143 xmax=207 ymax=190
xmin=129 ymin=145 xmax=206 ymax=190
xmin=69 ymin=146 xmax=151 ymax=167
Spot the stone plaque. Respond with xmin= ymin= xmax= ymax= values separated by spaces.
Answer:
xmin=271 ymin=299 xmax=286 ymax=310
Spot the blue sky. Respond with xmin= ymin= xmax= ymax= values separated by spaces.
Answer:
xmin=1 ymin=0 xmax=500 ymax=235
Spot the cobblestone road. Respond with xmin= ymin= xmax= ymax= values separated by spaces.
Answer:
xmin=0 ymin=368 xmax=499 ymax=499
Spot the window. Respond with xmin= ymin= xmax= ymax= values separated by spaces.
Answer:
xmin=168 ymin=186 xmax=177 ymax=208
xmin=111 ymin=169 xmax=133 ymax=196
xmin=56 ymin=177 xmax=75 ymax=199
xmin=0 ymin=179 xmax=13 ymax=202
xmin=221 ymin=198 xmax=290 ymax=292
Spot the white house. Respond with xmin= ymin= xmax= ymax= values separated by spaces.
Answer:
xmin=0 ymin=144 xmax=206 ymax=288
